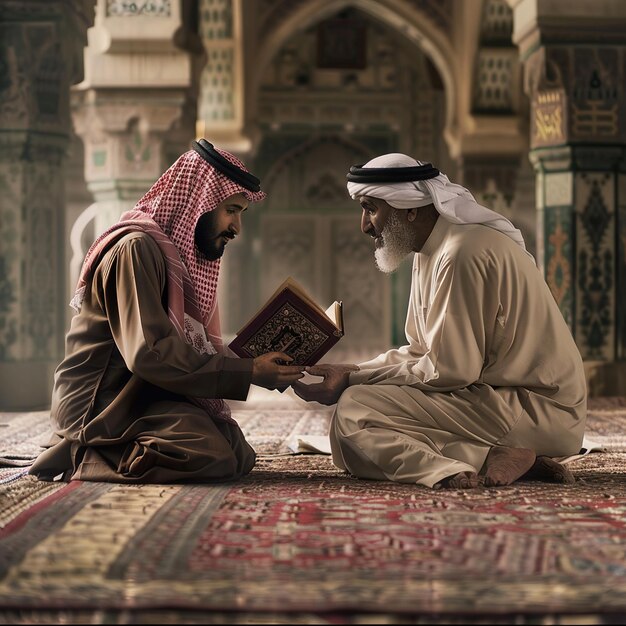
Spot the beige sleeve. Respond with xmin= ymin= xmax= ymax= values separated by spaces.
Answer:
xmin=350 ymin=254 xmax=494 ymax=390
xmin=96 ymin=234 xmax=253 ymax=400
xmin=349 ymin=283 xmax=424 ymax=384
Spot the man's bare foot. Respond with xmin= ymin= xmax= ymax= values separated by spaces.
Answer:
xmin=437 ymin=471 xmax=479 ymax=489
xmin=523 ymin=455 xmax=576 ymax=485
xmin=482 ymin=446 xmax=536 ymax=487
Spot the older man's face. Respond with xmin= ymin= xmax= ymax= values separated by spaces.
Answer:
xmin=359 ymin=196 xmax=415 ymax=273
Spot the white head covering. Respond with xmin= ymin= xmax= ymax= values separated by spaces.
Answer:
xmin=347 ymin=153 xmax=533 ymax=259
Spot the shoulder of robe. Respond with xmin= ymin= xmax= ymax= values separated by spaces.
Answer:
xmin=435 ymin=225 xmax=506 ymax=283
xmin=110 ymin=231 xmax=163 ymax=261
xmin=100 ymin=231 xmax=167 ymax=279
xmin=444 ymin=224 xmax=513 ymax=264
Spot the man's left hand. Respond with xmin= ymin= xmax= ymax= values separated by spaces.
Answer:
xmin=292 ymin=363 xmax=359 ymax=405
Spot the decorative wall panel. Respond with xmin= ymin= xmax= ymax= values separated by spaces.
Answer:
xmin=332 ymin=218 xmax=391 ymax=352
xmin=576 ymin=173 xmax=615 ymax=361
xmin=544 ymin=206 xmax=574 ymax=329
xmin=473 ymin=48 xmax=516 ymax=112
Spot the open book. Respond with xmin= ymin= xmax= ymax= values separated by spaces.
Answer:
xmin=228 ymin=277 xmax=344 ymax=366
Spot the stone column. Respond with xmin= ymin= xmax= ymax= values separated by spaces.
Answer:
xmin=0 ymin=0 xmax=95 ymax=410
xmin=509 ymin=0 xmax=626 ymax=395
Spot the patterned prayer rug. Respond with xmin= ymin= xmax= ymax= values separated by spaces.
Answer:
xmin=2 ymin=395 xmax=625 ymax=463
xmin=1 ymin=398 xmax=626 ymax=621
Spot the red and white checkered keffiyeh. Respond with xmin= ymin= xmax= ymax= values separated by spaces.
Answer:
xmin=71 ymin=147 xmax=266 ymax=422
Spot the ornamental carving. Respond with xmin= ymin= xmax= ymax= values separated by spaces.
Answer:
xmin=571 ymin=48 xmax=620 ymax=140
xmin=532 ymin=90 xmax=565 ymax=147
xmin=545 ymin=211 xmax=573 ymax=327
xmin=479 ymin=0 xmax=513 ymax=44
xmin=200 ymin=48 xmax=235 ymax=123
xmin=305 ymin=173 xmax=349 ymax=205
xmin=259 ymin=18 xmax=441 ymax=137
xmin=332 ymin=219 xmax=391 ymax=351
xmin=576 ymin=174 xmax=615 ymax=360
xmin=527 ymin=46 xmax=624 ymax=145
xmin=473 ymin=48 xmax=516 ymax=113
xmin=199 ymin=0 xmax=232 ymax=39
xmin=260 ymin=219 xmax=315 ymax=300
xmin=106 ymin=0 xmax=171 ymax=16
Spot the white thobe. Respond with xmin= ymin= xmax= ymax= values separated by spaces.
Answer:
xmin=331 ymin=216 xmax=587 ymax=487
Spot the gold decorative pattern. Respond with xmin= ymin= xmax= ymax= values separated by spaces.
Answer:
xmin=572 ymin=102 xmax=619 ymax=137
xmin=533 ymin=91 xmax=565 ymax=146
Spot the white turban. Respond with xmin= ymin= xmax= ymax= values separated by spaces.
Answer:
xmin=347 ymin=153 xmax=532 ymax=259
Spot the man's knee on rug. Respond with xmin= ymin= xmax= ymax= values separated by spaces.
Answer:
xmin=331 ymin=405 xmax=481 ymax=488
xmin=330 ymin=427 xmax=389 ymax=481
xmin=118 ymin=436 xmax=245 ymax=481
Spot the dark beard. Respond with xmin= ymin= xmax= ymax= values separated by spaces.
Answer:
xmin=194 ymin=212 xmax=225 ymax=261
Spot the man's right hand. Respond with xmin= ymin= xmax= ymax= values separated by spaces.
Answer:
xmin=251 ymin=352 xmax=305 ymax=390
xmin=292 ymin=363 xmax=359 ymax=405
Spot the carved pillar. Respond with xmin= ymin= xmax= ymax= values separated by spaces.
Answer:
xmin=197 ymin=0 xmax=248 ymax=151
xmin=0 ymin=0 xmax=95 ymax=410
xmin=509 ymin=0 xmax=626 ymax=395
xmin=70 ymin=0 xmax=196 ymax=290
xmin=456 ymin=0 xmax=533 ymax=253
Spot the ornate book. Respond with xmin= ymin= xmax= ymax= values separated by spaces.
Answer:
xmin=228 ymin=277 xmax=344 ymax=366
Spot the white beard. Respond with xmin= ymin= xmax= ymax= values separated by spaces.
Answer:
xmin=374 ymin=210 xmax=414 ymax=273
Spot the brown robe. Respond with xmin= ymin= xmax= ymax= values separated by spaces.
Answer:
xmin=29 ymin=232 xmax=255 ymax=483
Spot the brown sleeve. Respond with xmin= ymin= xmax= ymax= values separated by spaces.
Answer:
xmin=96 ymin=233 xmax=253 ymax=400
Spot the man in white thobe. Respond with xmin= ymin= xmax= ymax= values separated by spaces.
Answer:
xmin=293 ymin=154 xmax=587 ymax=489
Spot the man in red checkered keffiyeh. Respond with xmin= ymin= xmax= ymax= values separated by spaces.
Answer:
xmin=30 ymin=140 xmax=304 ymax=484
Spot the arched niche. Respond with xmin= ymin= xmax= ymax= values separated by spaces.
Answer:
xmin=247 ymin=0 xmax=457 ymax=157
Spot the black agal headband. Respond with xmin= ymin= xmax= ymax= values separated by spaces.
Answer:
xmin=346 ymin=162 xmax=440 ymax=183
xmin=192 ymin=139 xmax=262 ymax=192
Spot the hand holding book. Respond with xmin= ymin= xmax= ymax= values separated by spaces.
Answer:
xmin=229 ymin=277 xmax=344 ymax=366
xmin=292 ymin=364 xmax=359 ymax=405
xmin=250 ymin=351 xmax=305 ymax=391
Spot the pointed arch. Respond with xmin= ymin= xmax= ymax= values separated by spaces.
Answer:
xmin=262 ymin=134 xmax=372 ymax=201
xmin=249 ymin=0 xmax=457 ymax=149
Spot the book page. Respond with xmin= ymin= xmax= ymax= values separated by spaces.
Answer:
xmin=242 ymin=276 xmax=336 ymax=326
xmin=324 ymin=301 xmax=343 ymax=331
xmin=286 ymin=278 xmax=326 ymax=316
xmin=286 ymin=435 xmax=332 ymax=455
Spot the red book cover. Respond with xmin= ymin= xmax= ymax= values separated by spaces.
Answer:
xmin=228 ymin=277 xmax=344 ymax=366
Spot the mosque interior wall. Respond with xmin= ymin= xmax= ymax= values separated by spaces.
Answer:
xmin=0 ymin=0 xmax=625 ymax=408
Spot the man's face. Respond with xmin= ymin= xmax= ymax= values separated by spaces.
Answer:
xmin=359 ymin=196 xmax=415 ymax=273
xmin=195 ymin=192 xmax=249 ymax=261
